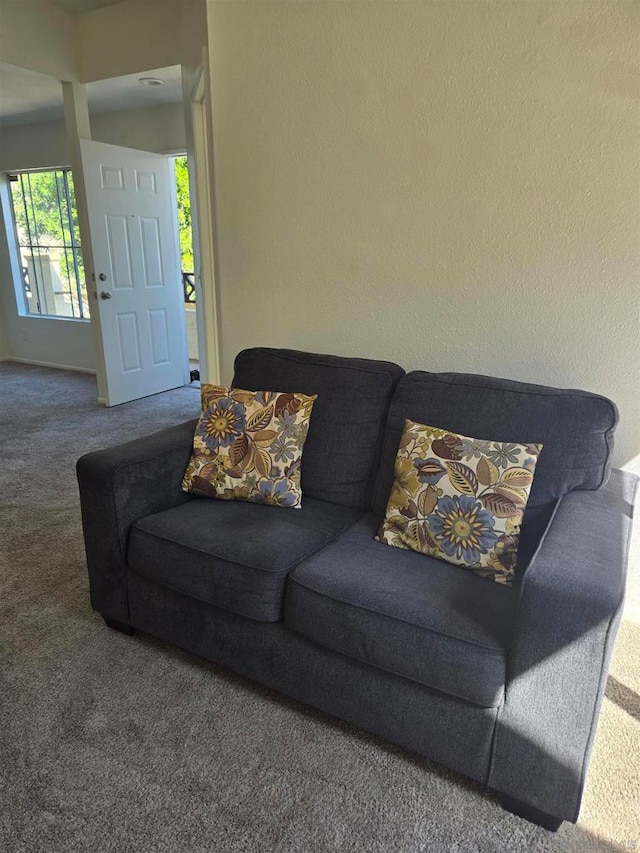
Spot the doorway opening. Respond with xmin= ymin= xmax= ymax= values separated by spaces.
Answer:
xmin=172 ymin=154 xmax=199 ymax=385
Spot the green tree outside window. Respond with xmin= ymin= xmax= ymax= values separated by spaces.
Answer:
xmin=174 ymin=156 xmax=194 ymax=273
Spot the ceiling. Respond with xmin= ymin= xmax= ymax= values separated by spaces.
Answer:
xmin=0 ymin=63 xmax=183 ymax=127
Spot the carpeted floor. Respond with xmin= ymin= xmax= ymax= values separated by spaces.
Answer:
xmin=1 ymin=362 xmax=638 ymax=853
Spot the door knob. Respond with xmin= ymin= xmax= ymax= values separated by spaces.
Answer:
xmin=98 ymin=273 xmax=107 ymax=281
xmin=100 ymin=291 xmax=112 ymax=300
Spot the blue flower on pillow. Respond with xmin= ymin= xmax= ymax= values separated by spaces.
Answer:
xmin=428 ymin=495 xmax=498 ymax=564
xmin=199 ymin=398 xmax=246 ymax=449
xmin=485 ymin=442 xmax=520 ymax=469
xmin=254 ymin=478 xmax=298 ymax=508
xmin=276 ymin=410 xmax=298 ymax=436
xmin=270 ymin=434 xmax=297 ymax=463
xmin=458 ymin=437 xmax=491 ymax=460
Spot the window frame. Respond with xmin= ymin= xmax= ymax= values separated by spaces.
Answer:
xmin=6 ymin=167 xmax=90 ymax=322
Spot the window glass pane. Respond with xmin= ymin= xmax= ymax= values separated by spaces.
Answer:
xmin=10 ymin=177 xmax=31 ymax=247
xmin=54 ymin=171 xmax=73 ymax=248
xmin=8 ymin=169 xmax=90 ymax=319
xmin=67 ymin=174 xmax=82 ymax=248
xmin=28 ymin=172 xmax=62 ymax=247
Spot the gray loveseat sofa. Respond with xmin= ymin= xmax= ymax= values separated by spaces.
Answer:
xmin=77 ymin=347 xmax=638 ymax=831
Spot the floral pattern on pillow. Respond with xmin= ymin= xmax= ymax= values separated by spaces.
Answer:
xmin=376 ymin=419 xmax=542 ymax=585
xmin=181 ymin=385 xmax=317 ymax=509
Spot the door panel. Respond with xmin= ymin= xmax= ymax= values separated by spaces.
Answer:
xmin=140 ymin=217 xmax=163 ymax=286
xmin=100 ymin=164 xmax=124 ymax=190
xmin=81 ymin=139 xmax=186 ymax=406
xmin=106 ymin=215 xmax=133 ymax=288
xmin=148 ymin=309 xmax=170 ymax=364
xmin=136 ymin=169 xmax=157 ymax=194
xmin=117 ymin=313 xmax=141 ymax=372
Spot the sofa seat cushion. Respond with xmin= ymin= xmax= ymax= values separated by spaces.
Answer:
xmin=128 ymin=497 xmax=363 ymax=622
xmin=284 ymin=514 xmax=518 ymax=707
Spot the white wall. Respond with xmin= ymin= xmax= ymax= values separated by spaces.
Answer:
xmin=0 ymin=0 xmax=201 ymax=86
xmin=0 ymin=104 xmax=186 ymax=371
xmin=0 ymin=315 xmax=96 ymax=372
xmin=0 ymin=0 xmax=76 ymax=81
xmin=0 ymin=0 xmax=205 ymax=382
xmin=92 ymin=103 xmax=186 ymax=153
xmin=0 ymin=121 xmax=69 ymax=172
xmin=0 ymin=104 xmax=186 ymax=172
xmin=207 ymin=0 xmax=640 ymax=470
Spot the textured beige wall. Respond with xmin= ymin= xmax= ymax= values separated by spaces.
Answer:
xmin=207 ymin=0 xmax=640 ymax=469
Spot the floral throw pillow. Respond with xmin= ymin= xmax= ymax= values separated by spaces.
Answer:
xmin=181 ymin=385 xmax=317 ymax=509
xmin=376 ymin=419 xmax=543 ymax=585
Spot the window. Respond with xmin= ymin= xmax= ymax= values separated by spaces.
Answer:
xmin=8 ymin=169 xmax=89 ymax=319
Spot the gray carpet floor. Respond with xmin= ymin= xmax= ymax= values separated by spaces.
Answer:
xmin=1 ymin=362 xmax=638 ymax=853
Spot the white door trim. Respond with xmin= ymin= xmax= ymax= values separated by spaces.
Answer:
xmin=190 ymin=57 xmax=221 ymax=384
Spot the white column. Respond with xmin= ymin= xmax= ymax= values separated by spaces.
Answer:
xmin=62 ymin=81 xmax=107 ymax=402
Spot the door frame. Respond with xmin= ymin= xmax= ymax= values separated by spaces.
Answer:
xmin=188 ymin=60 xmax=221 ymax=385
xmin=63 ymin=82 xmax=191 ymax=404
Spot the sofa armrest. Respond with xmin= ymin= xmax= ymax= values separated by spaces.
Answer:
xmin=76 ymin=419 xmax=198 ymax=624
xmin=489 ymin=468 xmax=638 ymax=822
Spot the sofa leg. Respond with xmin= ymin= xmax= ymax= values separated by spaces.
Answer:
xmin=500 ymin=795 xmax=563 ymax=831
xmin=103 ymin=617 xmax=135 ymax=636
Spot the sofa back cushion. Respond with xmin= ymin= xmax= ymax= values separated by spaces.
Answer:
xmin=233 ymin=348 xmax=405 ymax=509
xmin=372 ymin=371 xmax=617 ymax=517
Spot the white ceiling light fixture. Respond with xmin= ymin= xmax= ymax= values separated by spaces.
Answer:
xmin=138 ymin=77 xmax=165 ymax=87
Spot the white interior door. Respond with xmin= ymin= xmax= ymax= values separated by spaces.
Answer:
xmin=80 ymin=139 xmax=187 ymax=406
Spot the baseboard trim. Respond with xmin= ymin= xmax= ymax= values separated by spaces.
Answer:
xmin=2 ymin=357 xmax=96 ymax=375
